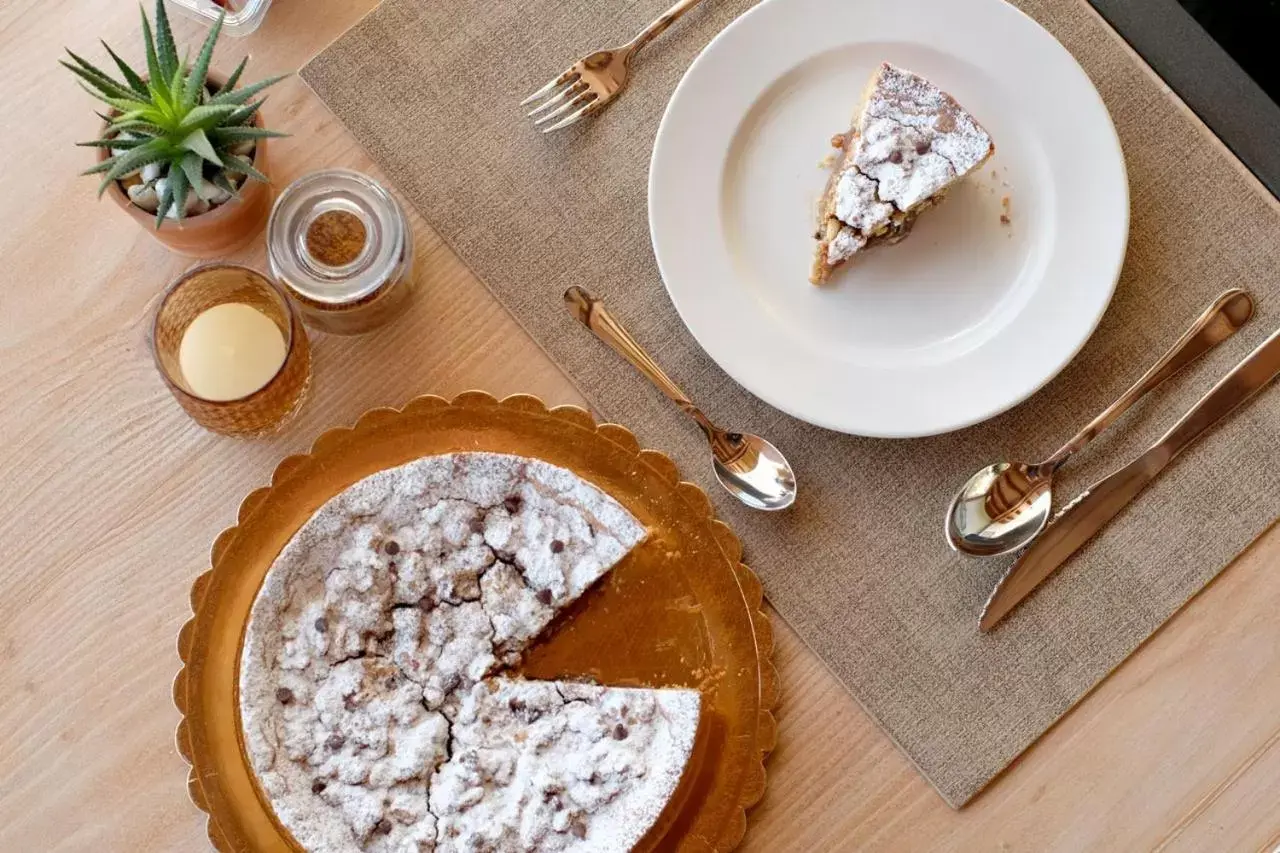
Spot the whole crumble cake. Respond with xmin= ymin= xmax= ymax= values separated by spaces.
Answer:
xmin=239 ymin=452 xmax=701 ymax=853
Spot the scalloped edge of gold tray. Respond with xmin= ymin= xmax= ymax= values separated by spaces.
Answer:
xmin=174 ymin=391 xmax=779 ymax=852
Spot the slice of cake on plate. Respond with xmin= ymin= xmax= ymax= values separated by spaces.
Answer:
xmin=811 ymin=62 xmax=995 ymax=284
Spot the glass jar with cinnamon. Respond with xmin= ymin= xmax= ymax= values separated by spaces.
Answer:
xmin=267 ymin=169 xmax=414 ymax=335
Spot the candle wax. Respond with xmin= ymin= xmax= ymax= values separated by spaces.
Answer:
xmin=178 ymin=303 xmax=286 ymax=402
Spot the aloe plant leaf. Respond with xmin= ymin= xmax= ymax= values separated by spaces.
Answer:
xmin=207 ymin=74 xmax=287 ymax=106
xmin=72 ymin=79 xmax=124 ymax=110
xmin=168 ymin=49 xmax=187 ymax=107
xmin=180 ymin=128 xmax=222 ymax=165
xmin=222 ymin=152 xmax=268 ymax=184
xmin=153 ymin=0 xmax=179 ymax=82
xmin=210 ymin=126 xmax=286 ymax=143
xmin=176 ymin=103 xmax=239 ymax=135
xmin=100 ymin=41 xmax=149 ymax=96
xmin=62 ymin=56 xmax=137 ymax=102
xmin=108 ymin=119 xmax=166 ymax=137
xmin=179 ymin=152 xmax=214 ymax=199
xmin=211 ymin=171 xmax=241 ymax=199
xmin=217 ymin=56 xmax=247 ymax=96
xmin=183 ymin=13 xmax=224 ymax=109
xmin=81 ymin=156 xmax=119 ymax=176
xmin=225 ymin=99 xmax=264 ymax=126
xmin=78 ymin=137 xmax=144 ymax=150
xmin=100 ymin=93 xmax=154 ymax=114
xmin=140 ymin=5 xmax=164 ymax=88
xmin=155 ymin=179 xmax=174 ymax=228
xmin=97 ymin=141 xmax=171 ymax=194
xmin=167 ymin=163 xmax=190 ymax=222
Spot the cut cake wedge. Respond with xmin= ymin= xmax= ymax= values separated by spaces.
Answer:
xmin=811 ymin=62 xmax=995 ymax=284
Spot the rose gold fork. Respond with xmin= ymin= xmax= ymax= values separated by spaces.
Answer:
xmin=522 ymin=0 xmax=709 ymax=132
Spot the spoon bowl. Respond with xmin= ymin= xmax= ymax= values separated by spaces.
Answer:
xmin=946 ymin=461 xmax=1052 ymax=556
xmin=711 ymin=432 xmax=797 ymax=511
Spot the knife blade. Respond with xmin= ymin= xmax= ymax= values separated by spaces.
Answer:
xmin=980 ymin=324 xmax=1280 ymax=632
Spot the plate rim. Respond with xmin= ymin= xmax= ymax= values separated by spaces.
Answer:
xmin=648 ymin=0 xmax=1130 ymax=438
xmin=173 ymin=391 xmax=779 ymax=852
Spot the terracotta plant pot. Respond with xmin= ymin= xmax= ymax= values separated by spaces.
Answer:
xmin=95 ymin=75 xmax=274 ymax=258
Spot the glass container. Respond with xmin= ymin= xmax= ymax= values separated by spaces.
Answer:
xmin=165 ymin=0 xmax=274 ymax=37
xmin=151 ymin=264 xmax=311 ymax=436
xmin=267 ymin=169 xmax=415 ymax=335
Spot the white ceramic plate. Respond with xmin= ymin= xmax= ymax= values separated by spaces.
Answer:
xmin=649 ymin=0 xmax=1128 ymax=437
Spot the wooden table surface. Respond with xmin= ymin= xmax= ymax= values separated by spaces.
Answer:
xmin=3 ymin=1 xmax=1279 ymax=850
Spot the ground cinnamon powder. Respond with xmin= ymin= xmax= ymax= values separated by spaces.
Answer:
xmin=305 ymin=210 xmax=367 ymax=267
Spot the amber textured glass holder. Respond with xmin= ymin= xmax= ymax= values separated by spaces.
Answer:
xmin=152 ymin=264 xmax=311 ymax=437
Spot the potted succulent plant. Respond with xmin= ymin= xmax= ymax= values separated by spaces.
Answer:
xmin=64 ymin=0 xmax=286 ymax=257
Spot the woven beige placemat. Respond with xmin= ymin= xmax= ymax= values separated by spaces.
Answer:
xmin=302 ymin=0 xmax=1280 ymax=807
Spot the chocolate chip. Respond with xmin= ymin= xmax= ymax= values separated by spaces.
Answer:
xmin=418 ymin=592 xmax=436 ymax=612
xmin=509 ymin=698 xmax=526 ymax=713
xmin=612 ymin=723 xmax=628 ymax=740
xmin=311 ymin=779 xmax=327 ymax=794
xmin=888 ymin=150 xmax=903 ymax=164
xmin=915 ymin=140 xmax=931 ymax=155
xmin=276 ymin=687 xmax=295 ymax=705
xmin=536 ymin=588 xmax=553 ymax=606
xmin=570 ymin=822 xmax=587 ymax=840
xmin=313 ymin=617 xmax=328 ymax=634
xmin=813 ymin=229 xmax=822 ymax=240
xmin=503 ymin=495 xmax=522 ymax=514
xmin=550 ymin=540 xmax=564 ymax=554
xmin=385 ymin=676 xmax=397 ymax=690
xmin=384 ymin=540 xmax=400 ymax=556
xmin=373 ymin=818 xmax=392 ymax=835
xmin=327 ymin=733 xmax=346 ymax=750
xmin=470 ymin=517 xmax=485 ymax=534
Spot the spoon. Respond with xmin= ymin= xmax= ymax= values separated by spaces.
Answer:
xmin=564 ymin=286 xmax=797 ymax=511
xmin=946 ymin=288 xmax=1254 ymax=556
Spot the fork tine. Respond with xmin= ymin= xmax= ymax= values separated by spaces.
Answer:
xmin=527 ymin=79 xmax=586 ymax=117
xmin=520 ymin=69 xmax=577 ymax=107
xmin=541 ymin=99 xmax=602 ymax=133
xmin=534 ymin=91 xmax=596 ymax=127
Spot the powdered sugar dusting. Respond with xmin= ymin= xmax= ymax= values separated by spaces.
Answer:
xmin=431 ymin=680 xmax=701 ymax=852
xmin=239 ymin=452 xmax=703 ymax=853
xmin=833 ymin=168 xmax=892 ymax=234
xmin=854 ymin=63 xmax=993 ymax=211
xmin=827 ymin=225 xmax=866 ymax=263
xmin=813 ymin=62 xmax=994 ymax=279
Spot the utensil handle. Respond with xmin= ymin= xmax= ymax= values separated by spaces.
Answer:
xmin=1149 ymin=325 xmax=1280 ymax=466
xmin=625 ymin=0 xmax=708 ymax=56
xmin=564 ymin=287 xmax=717 ymax=435
xmin=1041 ymin=289 xmax=1254 ymax=473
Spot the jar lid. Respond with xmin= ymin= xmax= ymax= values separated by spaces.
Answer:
xmin=267 ymin=169 xmax=407 ymax=308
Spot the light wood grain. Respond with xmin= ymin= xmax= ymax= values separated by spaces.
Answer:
xmin=1 ymin=1 xmax=1278 ymax=851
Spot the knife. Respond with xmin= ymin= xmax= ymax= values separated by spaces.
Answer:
xmin=980 ymin=324 xmax=1280 ymax=632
